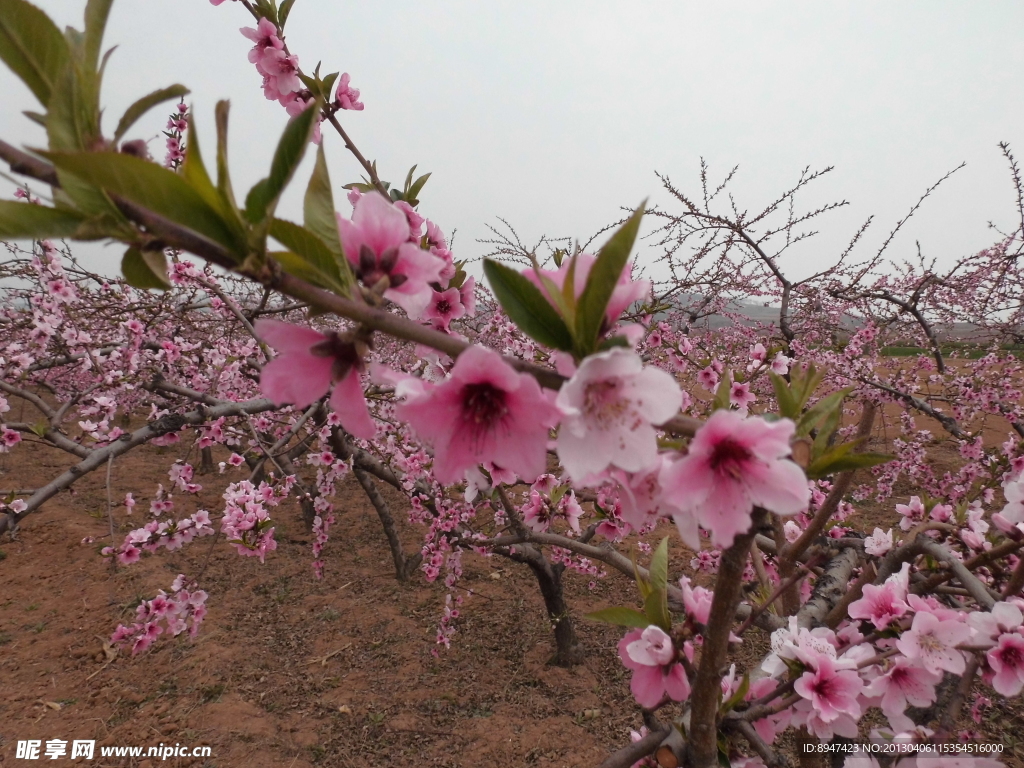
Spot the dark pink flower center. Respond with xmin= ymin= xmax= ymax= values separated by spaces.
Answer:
xmin=998 ymin=644 xmax=1023 ymax=668
xmin=709 ymin=438 xmax=752 ymax=479
xmin=461 ymin=383 xmax=510 ymax=437
xmin=436 ymin=299 xmax=451 ymax=316
xmin=309 ymin=333 xmax=362 ymax=380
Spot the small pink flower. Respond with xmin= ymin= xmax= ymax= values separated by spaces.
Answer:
xmin=987 ymin=632 xmax=1024 ymax=696
xmin=864 ymin=527 xmax=894 ymax=556
xmin=848 ymin=580 xmax=908 ymax=630
xmin=679 ymin=576 xmax=712 ymax=625
xmin=555 ymin=348 xmax=681 ymax=481
xmin=896 ymin=610 xmax=970 ymax=675
xmin=729 ymin=381 xmax=756 ymax=413
xmin=793 ymin=655 xmax=864 ymax=723
xmin=337 ymin=193 xmax=444 ymax=319
xmin=424 ymin=287 xmax=466 ymax=331
xmin=697 ymin=365 xmax=719 ymax=390
xmin=863 ymin=658 xmax=942 ymax=732
xmin=617 ymin=627 xmax=691 ymax=708
xmin=660 ymin=410 xmax=809 ymax=549
xmin=770 ymin=352 xmax=791 ymax=375
xmin=394 ymin=346 xmax=561 ymax=483
xmin=334 ymin=72 xmax=364 ymax=111
xmin=896 ymin=496 xmax=926 ymax=531
xmin=255 ymin=319 xmax=375 ymax=439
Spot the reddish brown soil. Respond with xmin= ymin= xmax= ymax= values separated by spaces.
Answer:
xmin=1 ymin=432 xmax=1023 ymax=767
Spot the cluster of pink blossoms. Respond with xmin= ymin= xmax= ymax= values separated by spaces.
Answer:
xmin=234 ymin=14 xmax=362 ymax=144
xmin=220 ymin=479 xmax=289 ymax=563
xmin=257 ymin=190 xmax=812 ymax=550
xmin=110 ymin=575 xmax=208 ymax=655
xmin=102 ymin=509 xmax=214 ymax=565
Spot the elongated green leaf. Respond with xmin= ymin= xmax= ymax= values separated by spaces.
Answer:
xmin=812 ymin=404 xmax=843 ymax=458
xmin=584 ymin=606 xmax=651 ymax=629
xmin=483 ymin=259 xmax=575 ymax=351
xmin=575 ymin=202 xmax=645 ymax=352
xmin=796 ymin=387 xmax=853 ymax=437
xmin=113 ymin=84 xmax=189 ymax=143
xmin=644 ymin=588 xmax=672 ymax=632
xmin=45 ymin=151 xmax=241 ymax=252
xmin=245 ymin=178 xmax=270 ymax=224
xmin=711 ymin=370 xmax=732 ymax=412
xmin=271 ymin=249 xmax=344 ymax=292
xmin=83 ymin=0 xmax=114 ymax=74
xmin=303 ymin=143 xmax=344 ymax=258
xmin=278 ymin=0 xmax=297 ymax=29
xmin=0 ymin=200 xmax=84 ymax=239
xmin=181 ymin=111 xmax=247 ymax=247
xmin=807 ymin=450 xmax=892 ymax=479
xmin=649 ymin=537 xmax=669 ymax=596
xmin=769 ymin=372 xmax=798 ymax=419
xmin=0 ymin=0 xmax=69 ymax=106
xmin=121 ymin=246 xmax=169 ymax=290
xmin=245 ymin=99 xmax=320 ymax=223
xmin=270 ymin=218 xmax=348 ymax=292
xmin=23 ymin=109 xmax=46 ymax=126
xmin=214 ymin=100 xmax=239 ymax=211
xmin=407 ymin=172 xmax=430 ymax=204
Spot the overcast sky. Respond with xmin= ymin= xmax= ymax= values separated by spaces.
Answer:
xmin=2 ymin=1 xmax=1023 ymax=283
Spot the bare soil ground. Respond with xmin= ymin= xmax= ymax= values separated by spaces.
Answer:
xmin=1 ymin=433 xmax=1022 ymax=767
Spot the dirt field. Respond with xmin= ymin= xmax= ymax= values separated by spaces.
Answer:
xmin=1 ymin=434 xmax=1022 ymax=767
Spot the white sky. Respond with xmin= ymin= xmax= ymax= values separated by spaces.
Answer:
xmin=2 ymin=1 xmax=1023 ymax=283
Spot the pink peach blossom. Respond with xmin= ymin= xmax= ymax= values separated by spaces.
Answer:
xmin=987 ymin=632 xmax=1024 ymax=696
xmin=617 ymin=628 xmax=691 ymax=708
xmin=555 ymin=348 xmax=681 ymax=481
xmin=896 ymin=610 xmax=971 ymax=675
xmin=660 ymin=410 xmax=809 ymax=549
xmin=793 ymin=655 xmax=864 ymax=723
xmin=255 ymin=319 xmax=375 ymax=440
xmin=394 ymin=346 xmax=560 ymax=483
xmin=336 ymin=193 xmax=444 ymax=319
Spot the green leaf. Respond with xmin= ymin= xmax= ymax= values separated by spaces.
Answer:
xmin=269 ymin=218 xmax=348 ymax=292
xmin=303 ymin=143 xmax=345 ymax=259
xmin=46 ymin=150 xmax=242 ymax=253
xmin=407 ymin=172 xmax=431 ymax=205
xmin=278 ymin=0 xmax=297 ymax=28
xmin=807 ymin=450 xmax=892 ymax=479
xmin=181 ymin=111 xmax=247 ymax=246
xmin=483 ymin=259 xmax=575 ymax=351
xmin=245 ymin=178 xmax=270 ymax=224
xmin=0 ymin=201 xmax=84 ymax=239
xmin=22 ymin=109 xmax=46 ymax=126
xmin=214 ymin=100 xmax=239 ymax=211
xmin=0 ymin=0 xmax=69 ymax=106
xmin=574 ymin=202 xmax=645 ymax=353
xmin=711 ymin=369 xmax=733 ymax=412
xmin=769 ymin=372 xmax=799 ymax=420
xmin=812 ymin=404 xmax=843 ymax=458
xmin=112 ymin=84 xmax=189 ymax=144
xmin=244 ymin=98 xmax=320 ymax=223
xmin=648 ymin=537 xmax=669 ymax=596
xmin=82 ymin=0 xmax=114 ymax=74
xmin=121 ymin=246 xmax=169 ymax=290
xmin=644 ymin=588 xmax=672 ymax=633
xmin=796 ymin=387 xmax=853 ymax=438
xmin=271 ymin=249 xmax=343 ymax=291
xmin=584 ymin=606 xmax=651 ymax=629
